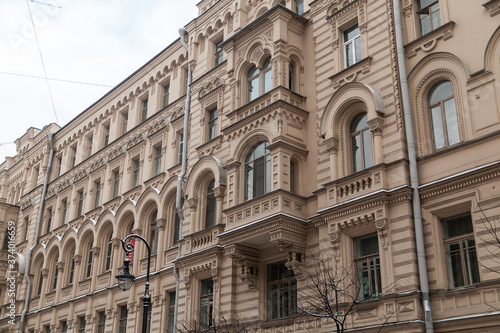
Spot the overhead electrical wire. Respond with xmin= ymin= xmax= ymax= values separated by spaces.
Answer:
xmin=0 ymin=71 xmax=113 ymax=88
xmin=26 ymin=0 xmax=59 ymax=124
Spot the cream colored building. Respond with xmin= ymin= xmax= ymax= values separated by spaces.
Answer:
xmin=1 ymin=0 xmax=499 ymax=332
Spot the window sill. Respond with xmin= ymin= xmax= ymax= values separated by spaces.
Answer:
xmin=195 ymin=136 xmax=223 ymax=158
xmin=482 ymin=0 xmax=500 ymax=17
xmin=404 ymin=21 xmax=455 ymax=58
xmin=328 ymin=56 xmax=372 ymax=89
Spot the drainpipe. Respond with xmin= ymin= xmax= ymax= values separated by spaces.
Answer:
xmin=173 ymin=27 xmax=192 ymax=332
xmin=19 ymin=132 xmax=55 ymax=333
xmin=392 ymin=1 xmax=434 ymax=332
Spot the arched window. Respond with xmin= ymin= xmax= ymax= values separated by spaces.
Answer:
xmin=150 ymin=210 xmax=158 ymax=254
xmin=104 ymin=234 xmax=113 ymax=272
xmin=36 ymin=270 xmax=44 ymax=296
xmin=428 ymin=81 xmax=459 ymax=150
xmin=52 ymin=258 xmax=59 ymax=290
xmin=247 ymin=57 xmax=272 ymax=102
xmin=289 ymin=63 xmax=295 ymax=91
xmin=290 ymin=161 xmax=295 ymax=193
xmin=173 ymin=198 xmax=184 ymax=245
xmin=205 ymin=180 xmax=216 ymax=228
xmin=350 ymin=113 xmax=372 ymax=173
xmin=86 ymin=241 xmax=94 ymax=278
xmin=67 ymin=246 xmax=76 ymax=285
xmin=245 ymin=142 xmax=271 ymax=200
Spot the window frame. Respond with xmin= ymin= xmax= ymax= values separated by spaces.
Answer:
xmin=205 ymin=179 xmax=217 ymax=229
xmin=350 ymin=113 xmax=372 ymax=173
xmin=163 ymin=83 xmax=171 ymax=108
xmin=247 ymin=57 xmax=273 ymax=102
xmin=442 ymin=213 xmax=480 ymax=289
xmin=199 ymin=278 xmax=214 ymax=329
xmin=86 ymin=241 xmax=94 ymax=279
xmin=417 ymin=0 xmax=441 ymax=36
xmin=141 ymin=97 xmax=149 ymax=122
xmin=154 ymin=145 xmax=162 ymax=176
xmin=343 ymin=24 xmax=362 ymax=68
xmin=428 ymin=81 xmax=459 ymax=150
xmin=132 ymin=158 xmax=141 ymax=188
xmin=267 ymin=261 xmax=297 ymax=320
xmin=244 ymin=141 xmax=271 ymax=201
xmin=97 ymin=311 xmax=105 ymax=333
xmin=112 ymin=169 xmax=120 ymax=199
xmin=118 ymin=306 xmax=128 ymax=333
xmin=354 ymin=233 xmax=382 ymax=300
xmin=207 ymin=108 xmax=219 ymax=141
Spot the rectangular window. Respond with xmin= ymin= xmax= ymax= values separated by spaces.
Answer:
xmin=87 ymin=136 xmax=93 ymax=158
xmin=215 ymin=40 xmax=224 ymax=66
xmin=113 ymin=170 xmax=120 ymax=199
xmin=71 ymin=146 xmax=77 ymax=168
xmin=208 ymin=108 xmax=218 ymax=141
xmin=56 ymin=156 xmax=62 ymax=177
xmin=163 ymin=84 xmax=170 ymax=108
xmin=104 ymin=125 xmax=110 ymax=147
xmin=61 ymin=200 xmax=67 ymax=225
xmin=343 ymin=24 xmax=361 ymax=68
xmin=418 ymin=0 xmax=441 ymax=36
xmin=295 ymin=0 xmax=304 ymax=15
xmin=97 ymin=311 xmax=105 ymax=333
xmin=3 ymin=232 xmax=9 ymax=250
xmin=46 ymin=208 xmax=52 ymax=233
xmin=200 ymin=279 xmax=214 ymax=329
xmin=77 ymin=191 xmax=84 ymax=217
xmin=94 ymin=181 xmax=101 ymax=209
xmin=119 ymin=306 xmax=128 ymax=333
xmin=132 ymin=159 xmax=140 ymax=188
xmin=122 ymin=112 xmax=129 ymax=136
xmin=78 ymin=317 xmax=86 ymax=333
xmin=177 ymin=132 xmax=184 ymax=164
xmin=154 ymin=145 xmax=162 ymax=176
xmin=167 ymin=292 xmax=176 ymax=333
xmin=443 ymin=213 xmax=480 ymax=288
xmin=267 ymin=262 xmax=297 ymax=320
xmin=61 ymin=321 xmax=67 ymax=333
xmin=142 ymin=98 xmax=149 ymax=122
xmin=355 ymin=233 xmax=382 ymax=300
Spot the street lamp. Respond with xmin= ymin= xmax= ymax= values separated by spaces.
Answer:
xmin=116 ymin=234 xmax=151 ymax=333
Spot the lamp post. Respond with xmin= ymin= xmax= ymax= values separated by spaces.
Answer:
xmin=116 ymin=234 xmax=151 ymax=333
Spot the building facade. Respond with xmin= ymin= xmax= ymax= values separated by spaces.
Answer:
xmin=1 ymin=0 xmax=500 ymax=332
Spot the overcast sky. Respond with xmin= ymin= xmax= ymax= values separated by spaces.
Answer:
xmin=0 ymin=0 xmax=199 ymax=162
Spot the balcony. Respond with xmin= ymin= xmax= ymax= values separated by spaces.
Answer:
xmin=224 ymin=189 xmax=307 ymax=231
xmin=183 ymin=224 xmax=225 ymax=255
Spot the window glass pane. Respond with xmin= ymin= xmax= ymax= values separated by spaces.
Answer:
xmin=431 ymin=105 xmax=445 ymax=149
xmin=254 ymin=157 xmax=265 ymax=197
xmin=462 ymin=238 xmax=480 ymax=285
xmin=362 ymin=129 xmax=372 ymax=168
xmin=344 ymin=24 xmax=360 ymax=41
xmin=431 ymin=4 xmax=441 ymax=28
xmin=254 ymin=142 xmax=267 ymax=158
xmin=352 ymin=135 xmax=362 ymax=172
xmin=429 ymin=81 xmax=454 ymax=105
xmin=350 ymin=113 xmax=368 ymax=133
xmin=418 ymin=0 xmax=436 ymax=10
xmin=266 ymin=154 xmax=271 ymax=194
xmin=264 ymin=69 xmax=272 ymax=93
xmin=354 ymin=36 xmax=361 ymax=63
xmin=263 ymin=57 xmax=272 ymax=69
xmin=345 ymin=42 xmax=353 ymax=67
xmin=247 ymin=66 xmax=259 ymax=79
xmin=443 ymin=98 xmax=459 ymax=146
xmin=446 ymin=241 xmax=464 ymax=287
xmin=419 ymin=13 xmax=431 ymax=35
xmin=355 ymin=233 xmax=379 ymax=257
xmin=245 ymin=162 xmax=253 ymax=200
xmin=249 ymin=77 xmax=259 ymax=101
xmin=443 ymin=214 xmax=473 ymax=239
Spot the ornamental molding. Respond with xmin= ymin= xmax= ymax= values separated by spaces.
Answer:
xmin=314 ymin=187 xmax=412 ymax=227
xmin=405 ymin=21 xmax=455 ymax=58
xmin=483 ymin=0 xmax=500 ymax=17
xmin=329 ymin=57 xmax=372 ymax=89
xmin=223 ymin=99 xmax=308 ymax=141
xmin=225 ymin=244 xmax=261 ymax=290
xmin=219 ymin=214 xmax=308 ymax=246
xmin=420 ymin=163 xmax=500 ymax=200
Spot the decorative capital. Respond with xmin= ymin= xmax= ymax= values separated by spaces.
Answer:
xmin=106 ymin=308 xmax=116 ymax=319
xmin=367 ymin=116 xmax=384 ymax=135
xmin=41 ymin=268 xmax=49 ymax=277
xmin=91 ymin=246 xmax=101 ymax=256
xmin=56 ymin=261 xmax=65 ymax=272
xmin=324 ymin=136 xmax=339 ymax=152
xmin=73 ymin=254 xmax=82 ymax=264
xmin=213 ymin=185 xmax=226 ymax=199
